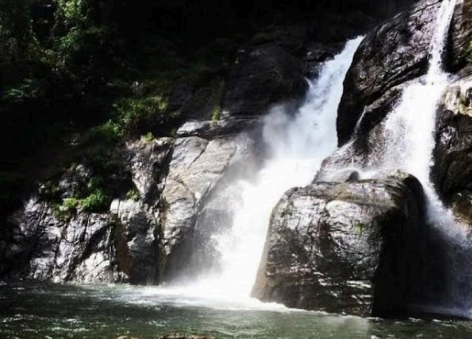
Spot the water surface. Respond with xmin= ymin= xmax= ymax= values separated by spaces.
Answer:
xmin=1 ymin=282 xmax=472 ymax=339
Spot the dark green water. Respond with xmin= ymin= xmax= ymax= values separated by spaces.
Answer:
xmin=1 ymin=282 xmax=472 ymax=339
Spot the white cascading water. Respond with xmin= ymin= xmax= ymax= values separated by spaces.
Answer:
xmin=209 ymin=37 xmax=364 ymax=299
xmin=378 ymin=0 xmax=457 ymax=223
xmin=362 ymin=0 xmax=472 ymax=315
xmin=373 ymin=0 xmax=465 ymax=243
xmin=153 ymin=37 xmax=363 ymax=308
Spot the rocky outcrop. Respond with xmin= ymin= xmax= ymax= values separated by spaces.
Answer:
xmin=447 ymin=0 xmax=472 ymax=73
xmin=252 ymin=171 xmax=426 ymax=317
xmin=0 ymin=200 xmax=119 ymax=282
xmin=0 ymin=138 xmax=173 ymax=284
xmin=222 ymin=43 xmax=308 ymax=120
xmin=433 ymin=79 xmax=472 ymax=223
xmin=157 ymin=133 xmax=254 ymax=282
xmin=221 ymin=10 xmax=395 ymax=125
xmin=337 ymin=0 xmax=472 ymax=146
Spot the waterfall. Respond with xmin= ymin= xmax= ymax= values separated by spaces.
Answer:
xmin=170 ymin=37 xmax=363 ymax=304
xmin=378 ymin=0 xmax=458 ymax=227
xmin=362 ymin=0 xmax=472 ymax=315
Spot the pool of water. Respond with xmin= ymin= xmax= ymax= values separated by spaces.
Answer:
xmin=1 ymin=281 xmax=472 ymax=338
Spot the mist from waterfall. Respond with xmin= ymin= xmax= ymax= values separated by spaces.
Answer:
xmin=160 ymin=37 xmax=363 ymax=306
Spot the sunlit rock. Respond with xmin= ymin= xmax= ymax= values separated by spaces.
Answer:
xmin=433 ymin=78 xmax=472 ymax=224
xmin=252 ymin=171 xmax=426 ymax=317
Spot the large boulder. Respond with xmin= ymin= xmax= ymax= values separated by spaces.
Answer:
xmin=337 ymin=0 xmax=472 ymax=146
xmin=252 ymin=171 xmax=426 ymax=317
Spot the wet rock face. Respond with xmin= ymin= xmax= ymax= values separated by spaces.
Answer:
xmin=447 ymin=0 xmax=472 ymax=73
xmin=433 ymin=81 xmax=472 ymax=222
xmin=252 ymin=171 xmax=425 ymax=317
xmin=223 ymin=43 xmax=308 ymax=120
xmin=337 ymin=0 xmax=472 ymax=147
xmin=337 ymin=0 xmax=441 ymax=146
xmin=0 ymin=139 xmax=173 ymax=284
xmin=0 ymin=199 xmax=120 ymax=283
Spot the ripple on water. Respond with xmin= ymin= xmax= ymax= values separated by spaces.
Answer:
xmin=2 ymin=282 xmax=472 ymax=339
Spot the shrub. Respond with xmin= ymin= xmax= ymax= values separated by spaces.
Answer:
xmin=467 ymin=40 xmax=472 ymax=63
xmin=53 ymin=197 xmax=79 ymax=221
xmin=126 ymin=188 xmax=140 ymax=202
xmin=81 ymin=121 xmax=122 ymax=147
xmin=211 ymin=81 xmax=225 ymax=124
xmin=63 ymin=197 xmax=79 ymax=210
xmin=141 ymin=132 xmax=154 ymax=143
xmin=112 ymin=96 xmax=170 ymax=135
xmin=80 ymin=188 xmax=106 ymax=212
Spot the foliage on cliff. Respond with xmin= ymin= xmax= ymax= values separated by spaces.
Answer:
xmin=0 ymin=0 xmax=242 ymax=215
xmin=0 ymin=0 xmax=414 ymax=218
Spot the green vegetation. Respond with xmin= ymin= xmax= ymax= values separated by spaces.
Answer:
xmin=467 ymin=40 xmax=472 ymax=63
xmin=1 ymin=0 xmax=360 ymax=218
xmin=211 ymin=81 xmax=225 ymax=125
xmin=80 ymin=189 xmax=106 ymax=212
xmin=355 ymin=222 xmax=367 ymax=237
xmin=141 ymin=132 xmax=155 ymax=143
xmin=126 ymin=188 xmax=140 ymax=202
xmin=48 ymin=176 xmax=113 ymax=220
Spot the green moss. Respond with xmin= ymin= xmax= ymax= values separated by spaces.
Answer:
xmin=63 ymin=197 xmax=79 ymax=210
xmin=467 ymin=40 xmax=472 ymax=63
xmin=126 ymin=188 xmax=140 ymax=202
xmin=141 ymin=132 xmax=154 ymax=143
xmin=211 ymin=105 xmax=222 ymax=125
xmin=211 ymin=81 xmax=225 ymax=125
xmin=355 ymin=222 xmax=367 ymax=237
xmin=53 ymin=197 xmax=79 ymax=221
xmin=80 ymin=189 xmax=106 ymax=212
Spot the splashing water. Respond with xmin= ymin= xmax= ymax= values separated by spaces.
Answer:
xmin=162 ymin=37 xmax=364 ymax=306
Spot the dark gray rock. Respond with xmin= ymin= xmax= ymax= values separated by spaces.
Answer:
xmin=110 ymin=199 xmax=159 ymax=284
xmin=127 ymin=138 xmax=173 ymax=203
xmin=433 ymin=80 xmax=472 ymax=223
xmin=176 ymin=119 xmax=260 ymax=139
xmin=337 ymin=0 xmax=441 ymax=146
xmin=447 ymin=0 xmax=472 ymax=73
xmin=1 ymin=198 xmax=120 ymax=283
xmin=223 ymin=43 xmax=308 ymax=120
xmin=252 ymin=171 xmax=425 ymax=317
